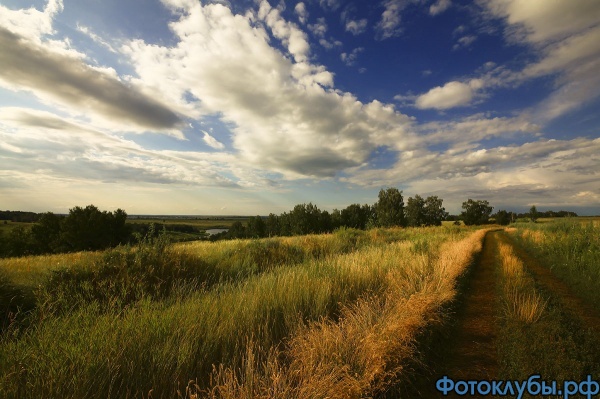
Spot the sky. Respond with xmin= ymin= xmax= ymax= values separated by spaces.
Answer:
xmin=0 ymin=0 xmax=599 ymax=216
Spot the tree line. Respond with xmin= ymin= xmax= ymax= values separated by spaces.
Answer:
xmin=0 ymin=205 xmax=130 ymax=257
xmin=1 ymin=192 xmax=580 ymax=255
xmin=218 ymin=188 xmax=450 ymax=239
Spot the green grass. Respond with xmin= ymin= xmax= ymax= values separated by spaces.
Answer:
xmin=510 ymin=219 xmax=600 ymax=307
xmin=495 ymin=231 xmax=600 ymax=385
xmin=0 ymin=225 xmax=481 ymax=399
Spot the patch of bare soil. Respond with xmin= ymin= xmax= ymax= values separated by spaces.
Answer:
xmin=443 ymin=231 xmax=500 ymax=381
xmin=399 ymin=231 xmax=500 ymax=398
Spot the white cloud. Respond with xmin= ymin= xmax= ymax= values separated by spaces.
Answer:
xmin=345 ymin=19 xmax=368 ymax=35
xmin=483 ymin=1 xmax=600 ymax=121
xmin=376 ymin=0 xmax=406 ymax=39
xmin=415 ymin=80 xmax=481 ymax=109
xmin=343 ymin=137 xmax=600 ymax=210
xmin=124 ymin=2 xmax=414 ymax=178
xmin=429 ymin=0 xmax=451 ymax=16
xmin=202 ymin=131 xmax=225 ymax=150
xmin=0 ymin=0 xmax=63 ymax=42
xmin=485 ymin=0 xmax=600 ymax=44
xmin=453 ymin=35 xmax=477 ymax=50
xmin=341 ymin=47 xmax=364 ymax=66
xmin=308 ymin=18 xmax=327 ymax=38
xmin=294 ymin=2 xmax=308 ymax=24
xmin=0 ymin=27 xmax=184 ymax=135
xmin=258 ymin=1 xmax=310 ymax=63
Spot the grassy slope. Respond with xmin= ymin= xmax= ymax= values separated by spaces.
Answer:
xmin=0 ymin=226 xmax=486 ymax=399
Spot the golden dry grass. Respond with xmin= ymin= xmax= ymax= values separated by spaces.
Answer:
xmin=205 ymin=229 xmax=488 ymax=399
xmin=498 ymin=241 xmax=547 ymax=324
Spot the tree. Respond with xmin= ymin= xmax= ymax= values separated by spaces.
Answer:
xmin=228 ymin=221 xmax=246 ymax=239
xmin=341 ymin=204 xmax=371 ymax=230
xmin=461 ymin=199 xmax=493 ymax=226
xmin=30 ymin=212 xmax=62 ymax=253
xmin=246 ymin=216 xmax=266 ymax=238
xmin=265 ymin=213 xmax=280 ymax=237
xmin=529 ymin=205 xmax=538 ymax=223
xmin=405 ymin=195 xmax=426 ymax=227
xmin=375 ymin=188 xmax=406 ymax=227
xmin=424 ymin=196 xmax=448 ymax=226
xmin=494 ymin=210 xmax=511 ymax=226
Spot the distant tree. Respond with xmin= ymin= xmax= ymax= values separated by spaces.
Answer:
xmin=405 ymin=195 xmax=426 ymax=227
xmin=375 ymin=188 xmax=406 ymax=227
xmin=228 ymin=221 xmax=246 ymax=239
xmin=424 ymin=196 xmax=448 ymax=226
xmin=289 ymin=203 xmax=322 ymax=235
xmin=494 ymin=210 xmax=511 ymax=226
xmin=529 ymin=205 xmax=538 ymax=223
xmin=4 ymin=226 xmax=31 ymax=257
xmin=265 ymin=213 xmax=280 ymax=237
xmin=30 ymin=212 xmax=63 ymax=253
xmin=330 ymin=209 xmax=342 ymax=230
xmin=246 ymin=216 xmax=266 ymax=238
xmin=60 ymin=205 xmax=130 ymax=251
xmin=341 ymin=204 xmax=371 ymax=230
xmin=461 ymin=199 xmax=493 ymax=226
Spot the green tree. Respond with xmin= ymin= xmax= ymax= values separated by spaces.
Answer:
xmin=30 ymin=212 xmax=63 ymax=253
xmin=228 ymin=221 xmax=246 ymax=239
xmin=405 ymin=195 xmax=426 ymax=227
xmin=494 ymin=210 xmax=511 ymax=226
xmin=246 ymin=216 xmax=266 ymax=238
xmin=424 ymin=196 xmax=448 ymax=226
xmin=341 ymin=204 xmax=371 ymax=229
xmin=529 ymin=205 xmax=538 ymax=223
xmin=375 ymin=188 xmax=406 ymax=227
xmin=461 ymin=199 xmax=493 ymax=226
xmin=289 ymin=203 xmax=322 ymax=235
xmin=265 ymin=213 xmax=280 ymax=237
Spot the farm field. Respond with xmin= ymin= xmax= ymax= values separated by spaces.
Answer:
xmin=1 ymin=220 xmax=599 ymax=398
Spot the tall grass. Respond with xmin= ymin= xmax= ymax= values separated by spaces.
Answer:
xmin=510 ymin=219 xmax=600 ymax=307
xmin=496 ymin=231 xmax=600 ymax=381
xmin=497 ymin=240 xmax=546 ymax=324
xmin=0 ymin=225 xmax=481 ymax=398
xmin=205 ymin=229 xmax=487 ymax=399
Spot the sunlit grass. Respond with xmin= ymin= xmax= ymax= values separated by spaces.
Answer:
xmin=0 ymin=225 xmax=484 ymax=399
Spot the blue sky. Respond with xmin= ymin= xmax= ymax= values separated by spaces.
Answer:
xmin=1 ymin=0 xmax=599 ymax=215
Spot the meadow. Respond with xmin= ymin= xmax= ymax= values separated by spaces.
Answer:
xmin=0 ymin=225 xmax=485 ymax=398
xmin=1 ymin=219 xmax=599 ymax=398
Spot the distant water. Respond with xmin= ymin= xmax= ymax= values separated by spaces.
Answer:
xmin=205 ymin=228 xmax=228 ymax=236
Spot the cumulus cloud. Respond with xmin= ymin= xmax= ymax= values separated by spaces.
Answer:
xmin=341 ymin=47 xmax=364 ymax=66
xmin=0 ymin=0 xmax=63 ymax=41
xmin=123 ymin=1 xmax=414 ymax=178
xmin=415 ymin=80 xmax=483 ymax=109
xmin=308 ymin=18 xmax=327 ymax=38
xmin=376 ymin=0 xmax=406 ymax=39
xmin=429 ymin=0 xmax=451 ymax=16
xmin=345 ymin=18 xmax=368 ymax=35
xmin=343 ymin=136 xmax=600 ymax=210
xmin=294 ymin=2 xmax=308 ymax=24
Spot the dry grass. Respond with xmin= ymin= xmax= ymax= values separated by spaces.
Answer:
xmin=498 ymin=241 xmax=547 ymax=324
xmin=205 ymin=229 xmax=488 ymax=399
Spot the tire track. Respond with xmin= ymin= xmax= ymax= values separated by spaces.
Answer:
xmin=444 ymin=230 xmax=499 ymax=381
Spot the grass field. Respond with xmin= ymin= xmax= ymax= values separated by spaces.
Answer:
xmin=1 ymin=219 xmax=599 ymax=398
